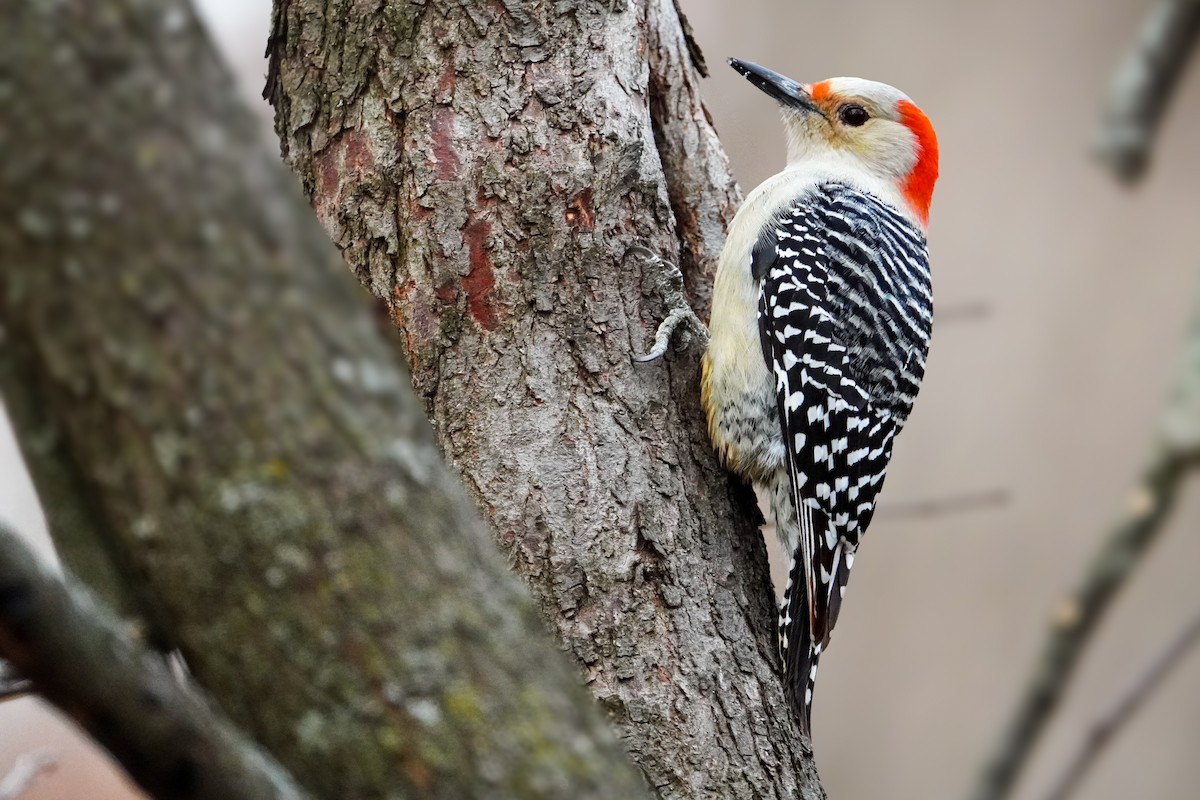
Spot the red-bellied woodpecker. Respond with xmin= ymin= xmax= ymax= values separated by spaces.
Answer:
xmin=701 ymin=60 xmax=939 ymax=736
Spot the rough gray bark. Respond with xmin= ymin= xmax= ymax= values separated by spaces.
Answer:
xmin=267 ymin=1 xmax=823 ymax=797
xmin=0 ymin=523 xmax=310 ymax=800
xmin=0 ymin=2 xmax=649 ymax=798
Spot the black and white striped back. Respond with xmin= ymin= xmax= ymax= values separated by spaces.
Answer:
xmin=754 ymin=182 xmax=931 ymax=733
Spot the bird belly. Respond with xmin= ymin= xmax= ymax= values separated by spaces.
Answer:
xmin=701 ymin=295 xmax=784 ymax=484
xmin=701 ymin=177 xmax=808 ymax=484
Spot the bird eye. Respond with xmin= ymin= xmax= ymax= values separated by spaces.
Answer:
xmin=838 ymin=104 xmax=870 ymax=127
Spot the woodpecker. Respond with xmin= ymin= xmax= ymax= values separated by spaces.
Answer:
xmin=701 ymin=60 xmax=938 ymax=735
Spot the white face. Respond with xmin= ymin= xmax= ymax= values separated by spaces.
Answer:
xmin=781 ymin=77 xmax=921 ymax=182
xmin=729 ymin=60 xmax=939 ymax=224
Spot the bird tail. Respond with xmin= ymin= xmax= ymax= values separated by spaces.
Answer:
xmin=780 ymin=545 xmax=820 ymax=736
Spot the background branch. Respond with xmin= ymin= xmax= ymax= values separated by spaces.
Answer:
xmin=877 ymin=488 xmax=1009 ymax=521
xmin=1094 ymin=0 xmax=1200 ymax=182
xmin=969 ymin=280 xmax=1200 ymax=800
xmin=1039 ymin=606 xmax=1200 ymax=800
xmin=935 ymin=301 xmax=992 ymax=325
xmin=0 ymin=523 xmax=309 ymax=800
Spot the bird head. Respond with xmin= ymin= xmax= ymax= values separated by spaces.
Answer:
xmin=730 ymin=59 xmax=939 ymax=226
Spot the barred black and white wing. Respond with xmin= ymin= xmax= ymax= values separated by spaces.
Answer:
xmin=756 ymin=184 xmax=932 ymax=733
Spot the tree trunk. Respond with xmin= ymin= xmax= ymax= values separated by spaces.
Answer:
xmin=0 ymin=2 xmax=648 ymax=797
xmin=267 ymin=1 xmax=823 ymax=796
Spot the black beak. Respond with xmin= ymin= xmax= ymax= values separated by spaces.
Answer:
xmin=729 ymin=58 xmax=823 ymax=116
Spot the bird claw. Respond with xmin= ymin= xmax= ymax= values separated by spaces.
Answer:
xmin=628 ymin=245 xmax=709 ymax=363
xmin=634 ymin=305 xmax=707 ymax=362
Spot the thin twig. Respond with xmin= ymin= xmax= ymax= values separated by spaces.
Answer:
xmin=936 ymin=301 xmax=992 ymax=325
xmin=1038 ymin=607 xmax=1200 ymax=800
xmin=1094 ymin=0 xmax=1200 ymax=183
xmin=0 ymin=751 xmax=56 ymax=800
xmin=0 ymin=523 xmax=311 ymax=800
xmin=878 ymin=487 xmax=1008 ymax=521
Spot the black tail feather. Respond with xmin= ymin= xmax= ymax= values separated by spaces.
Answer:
xmin=780 ymin=549 xmax=819 ymax=737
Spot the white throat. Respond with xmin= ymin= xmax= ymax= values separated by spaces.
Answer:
xmin=745 ymin=155 xmax=920 ymax=231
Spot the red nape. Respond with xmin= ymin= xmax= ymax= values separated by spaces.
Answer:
xmin=897 ymin=99 xmax=939 ymax=225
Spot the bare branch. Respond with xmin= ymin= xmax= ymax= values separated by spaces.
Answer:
xmin=1039 ymin=607 xmax=1200 ymax=800
xmin=0 ymin=751 xmax=56 ymax=800
xmin=1095 ymin=0 xmax=1200 ymax=182
xmin=969 ymin=275 xmax=1200 ymax=800
xmin=0 ymin=522 xmax=311 ymax=800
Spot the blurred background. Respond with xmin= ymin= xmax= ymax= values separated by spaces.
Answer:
xmin=3 ymin=0 xmax=1199 ymax=798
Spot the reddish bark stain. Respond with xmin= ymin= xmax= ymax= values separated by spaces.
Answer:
xmin=483 ymin=0 xmax=506 ymax=20
xmin=474 ymin=187 xmax=497 ymax=209
xmin=392 ymin=279 xmax=416 ymax=305
xmin=437 ymin=61 xmax=457 ymax=97
xmin=316 ymin=147 xmax=340 ymax=200
xmin=462 ymin=218 xmax=499 ymax=331
xmin=565 ymin=189 xmax=595 ymax=230
xmin=391 ymin=280 xmax=438 ymax=367
xmin=313 ymin=129 xmax=377 ymax=224
xmin=434 ymin=283 xmax=457 ymax=304
xmin=408 ymin=200 xmax=432 ymax=221
xmin=431 ymin=106 xmax=460 ymax=181
xmin=389 ymin=288 xmax=412 ymax=345
xmin=343 ymin=129 xmax=375 ymax=172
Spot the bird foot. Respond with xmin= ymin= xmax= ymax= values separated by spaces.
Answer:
xmin=628 ymin=245 xmax=709 ymax=362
